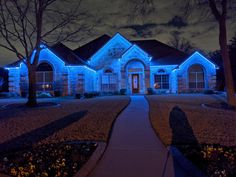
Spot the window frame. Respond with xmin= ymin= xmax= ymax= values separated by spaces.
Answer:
xmin=188 ymin=65 xmax=205 ymax=89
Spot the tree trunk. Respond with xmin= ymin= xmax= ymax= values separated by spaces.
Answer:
xmin=26 ymin=65 xmax=37 ymax=107
xmin=219 ymin=18 xmax=236 ymax=107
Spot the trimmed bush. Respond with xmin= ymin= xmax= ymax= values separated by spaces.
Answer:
xmin=0 ymin=92 xmax=10 ymax=98
xmin=21 ymin=91 xmax=28 ymax=98
xmin=120 ymin=89 xmax=126 ymax=95
xmin=54 ymin=90 xmax=62 ymax=97
xmin=84 ymin=92 xmax=99 ymax=98
xmin=37 ymin=92 xmax=52 ymax=98
xmin=75 ymin=93 xmax=81 ymax=99
xmin=204 ymin=90 xmax=215 ymax=95
xmin=147 ymin=88 xmax=154 ymax=95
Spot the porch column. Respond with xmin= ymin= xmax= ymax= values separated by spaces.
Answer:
xmin=120 ymin=68 xmax=126 ymax=89
xmin=144 ymin=66 xmax=150 ymax=93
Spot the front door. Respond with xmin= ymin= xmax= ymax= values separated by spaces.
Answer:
xmin=132 ymin=74 xmax=139 ymax=93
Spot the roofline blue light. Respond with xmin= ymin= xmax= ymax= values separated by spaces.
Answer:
xmin=179 ymin=51 xmax=217 ymax=69
xmin=67 ymin=65 xmax=96 ymax=73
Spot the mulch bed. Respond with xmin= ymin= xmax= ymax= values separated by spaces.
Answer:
xmin=177 ymin=144 xmax=236 ymax=177
xmin=0 ymin=141 xmax=97 ymax=177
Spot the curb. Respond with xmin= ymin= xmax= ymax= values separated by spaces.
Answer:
xmin=74 ymin=142 xmax=107 ymax=177
xmin=168 ymin=146 xmax=208 ymax=177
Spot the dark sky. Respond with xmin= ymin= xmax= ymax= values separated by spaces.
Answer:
xmin=0 ymin=0 xmax=236 ymax=66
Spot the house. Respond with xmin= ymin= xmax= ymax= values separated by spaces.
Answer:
xmin=5 ymin=33 xmax=217 ymax=96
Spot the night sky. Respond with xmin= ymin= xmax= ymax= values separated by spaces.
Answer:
xmin=0 ymin=0 xmax=236 ymax=66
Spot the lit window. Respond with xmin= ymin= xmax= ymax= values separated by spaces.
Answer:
xmin=154 ymin=74 xmax=169 ymax=89
xmin=36 ymin=63 xmax=53 ymax=91
xmin=188 ymin=65 xmax=205 ymax=89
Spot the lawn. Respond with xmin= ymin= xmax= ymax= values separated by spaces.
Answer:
xmin=0 ymin=96 xmax=130 ymax=147
xmin=146 ymin=94 xmax=236 ymax=176
xmin=146 ymin=94 xmax=236 ymax=146
xmin=0 ymin=96 xmax=130 ymax=176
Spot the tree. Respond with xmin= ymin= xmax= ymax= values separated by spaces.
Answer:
xmin=207 ymin=0 xmax=236 ymax=106
xmin=168 ymin=31 xmax=195 ymax=54
xmin=129 ymin=0 xmax=236 ymax=107
xmin=0 ymin=67 xmax=8 ymax=92
xmin=0 ymin=0 xmax=90 ymax=106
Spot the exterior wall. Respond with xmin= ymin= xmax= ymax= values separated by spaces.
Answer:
xmin=7 ymin=68 xmax=21 ymax=94
xmin=5 ymin=35 xmax=217 ymax=96
xmin=67 ymin=66 xmax=96 ymax=95
xmin=176 ymin=52 xmax=217 ymax=93
xmin=6 ymin=48 xmax=96 ymax=96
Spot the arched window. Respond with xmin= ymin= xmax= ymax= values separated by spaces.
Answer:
xmin=104 ymin=69 xmax=113 ymax=73
xmin=101 ymin=68 xmax=117 ymax=92
xmin=188 ymin=65 xmax=205 ymax=89
xmin=36 ymin=62 xmax=53 ymax=91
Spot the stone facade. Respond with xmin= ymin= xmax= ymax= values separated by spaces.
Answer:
xmin=5 ymin=33 xmax=217 ymax=95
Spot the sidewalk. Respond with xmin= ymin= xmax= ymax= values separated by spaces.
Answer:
xmin=89 ymin=96 xmax=175 ymax=177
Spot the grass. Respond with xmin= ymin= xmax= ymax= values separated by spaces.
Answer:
xmin=146 ymin=94 xmax=236 ymax=146
xmin=0 ymin=96 xmax=130 ymax=146
xmin=0 ymin=96 xmax=130 ymax=176
xmin=146 ymin=94 xmax=236 ymax=176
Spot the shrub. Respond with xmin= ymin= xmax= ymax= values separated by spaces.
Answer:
xmin=83 ymin=92 xmax=100 ymax=98
xmin=0 ymin=92 xmax=10 ymax=98
xmin=37 ymin=92 xmax=52 ymax=98
xmin=113 ymin=91 xmax=119 ymax=95
xmin=21 ymin=91 xmax=28 ymax=98
xmin=75 ymin=93 xmax=81 ymax=99
xmin=120 ymin=89 xmax=126 ymax=95
xmin=54 ymin=90 xmax=62 ymax=97
xmin=147 ymin=88 xmax=154 ymax=95
xmin=204 ymin=90 xmax=215 ymax=95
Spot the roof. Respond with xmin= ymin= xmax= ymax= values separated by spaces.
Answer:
xmin=73 ymin=34 xmax=111 ymax=60
xmin=74 ymin=34 xmax=189 ymax=65
xmin=6 ymin=42 xmax=88 ymax=68
xmin=49 ymin=42 xmax=87 ymax=66
xmin=131 ymin=40 xmax=189 ymax=65
xmin=5 ymin=60 xmax=22 ymax=68
xmin=6 ymin=34 xmax=190 ymax=68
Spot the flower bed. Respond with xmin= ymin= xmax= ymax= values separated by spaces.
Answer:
xmin=177 ymin=144 xmax=236 ymax=177
xmin=0 ymin=141 xmax=97 ymax=177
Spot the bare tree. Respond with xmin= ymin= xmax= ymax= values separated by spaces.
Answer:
xmin=168 ymin=32 xmax=195 ymax=54
xmin=207 ymin=0 xmax=236 ymax=106
xmin=0 ymin=0 xmax=91 ymax=106
xmin=129 ymin=0 xmax=236 ymax=107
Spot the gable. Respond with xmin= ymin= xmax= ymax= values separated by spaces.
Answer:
xmin=178 ymin=52 xmax=217 ymax=70
xmin=121 ymin=44 xmax=151 ymax=66
xmin=87 ymin=33 xmax=132 ymax=69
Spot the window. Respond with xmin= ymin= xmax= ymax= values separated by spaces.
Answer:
xmin=101 ymin=69 xmax=117 ymax=92
xmin=154 ymin=74 xmax=169 ymax=89
xmin=188 ymin=65 xmax=205 ymax=89
xmin=76 ymin=74 xmax=85 ymax=93
xmin=36 ymin=63 xmax=53 ymax=91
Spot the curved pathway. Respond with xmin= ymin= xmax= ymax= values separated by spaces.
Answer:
xmin=89 ymin=96 xmax=174 ymax=177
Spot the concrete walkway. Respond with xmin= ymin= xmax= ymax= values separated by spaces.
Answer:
xmin=89 ymin=96 xmax=175 ymax=177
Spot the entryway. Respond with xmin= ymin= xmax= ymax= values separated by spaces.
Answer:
xmin=132 ymin=74 xmax=139 ymax=93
